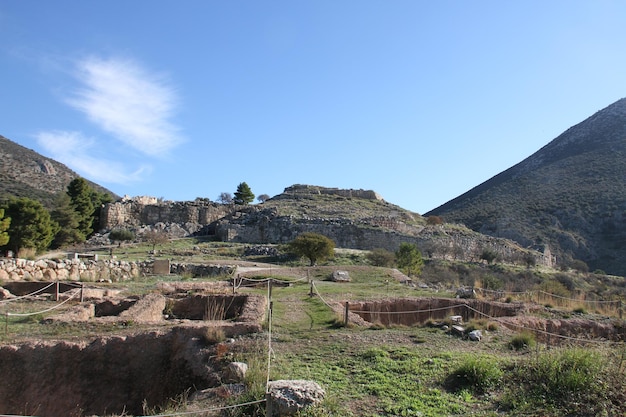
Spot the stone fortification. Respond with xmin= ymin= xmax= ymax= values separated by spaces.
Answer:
xmin=96 ymin=186 xmax=550 ymax=267
xmin=0 ymin=258 xmax=235 ymax=283
xmin=214 ymin=207 xmax=549 ymax=267
xmin=100 ymin=199 xmax=233 ymax=231
xmin=276 ymin=184 xmax=383 ymax=201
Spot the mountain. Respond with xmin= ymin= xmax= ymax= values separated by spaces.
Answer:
xmin=426 ymin=98 xmax=626 ymax=276
xmin=0 ymin=135 xmax=118 ymax=208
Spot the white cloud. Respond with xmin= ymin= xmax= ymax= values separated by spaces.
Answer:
xmin=66 ymin=56 xmax=183 ymax=156
xmin=35 ymin=130 xmax=151 ymax=184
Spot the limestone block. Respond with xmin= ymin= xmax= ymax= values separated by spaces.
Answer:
xmin=266 ymin=380 xmax=325 ymax=416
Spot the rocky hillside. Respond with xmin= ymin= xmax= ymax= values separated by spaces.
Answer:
xmin=99 ymin=184 xmax=546 ymax=267
xmin=0 ymin=135 xmax=117 ymax=207
xmin=426 ymin=98 xmax=626 ymax=276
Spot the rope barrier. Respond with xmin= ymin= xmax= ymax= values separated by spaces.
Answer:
xmin=0 ymin=282 xmax=56 ymax=304
xmin=6 ymin=289 xmax=81 ymax=317
xmin=536 ymin=290 xmax=621 ymax=304
xmin=139 ymin=398 xmax=267 ymax=417
xmin=462 ymin=303 xmax=612 ymax=345
xmin=310 ymin=281 xmax=334 ymax=310
xmin=348 ymin=303 xmax=469 ymax=315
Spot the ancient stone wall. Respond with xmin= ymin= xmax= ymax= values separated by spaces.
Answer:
xmin=278 ymin=184 xmax=383 ymax=200
xmin=100 ymin=200 xmax=233 ymax=231
xmin=0 ymin=258 xmax=235 ymax=283
xmin=215 ymin=218 xmax=548 ymax=266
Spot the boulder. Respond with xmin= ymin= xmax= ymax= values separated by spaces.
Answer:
xmin=266 ymin=380 xmax=325 ymax=416
xmin=222 ymin=361 xmax=248 ymax=383
xmin=331 ymin=270 xmax=350 ymax=282
xmin=468 ymin=330 xmax=483 ymax=341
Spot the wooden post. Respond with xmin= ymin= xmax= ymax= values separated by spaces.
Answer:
xmin=344 ymin=302 xmax=349 ymax=327
xmin=80 ymin=283 xmax=84 ymax=303
xmin=55 ymin=281 xmax=59 ymax=302
xmin=266 ymin=392 xmax=273 ymax=417
xmin=309 ymin=280 xmax=314 ymax=297
xmin=268 ymin=279 xmax=273 ymax=302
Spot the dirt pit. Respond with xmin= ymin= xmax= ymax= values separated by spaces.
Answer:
xmin=347 ymin=297 xmax=525 ymax=326
xmin=347 ymin=297 xmax=626 ymax=342
xmin=0 ymin=293 xmax=267 ymax=416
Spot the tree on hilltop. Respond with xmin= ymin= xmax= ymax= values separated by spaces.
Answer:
xmin=257 ymin=194 xmax=270 ymax=203
xmin=217 ymin=192 xmax=233 ymax=204
xmin=234 ymin=182 xmax=255 ymax=205
xmin=288 ymin=232 xmax=335 ymax=266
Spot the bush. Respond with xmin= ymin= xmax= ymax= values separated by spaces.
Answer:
xmin=445 ymin=356 xmax=503 ymax=393
xmin=109 ymin=228 xmax=135 ymax=243
xmin=503 ymin=348 xmax=610 ymax=414
xmin=366 ymin=248 xmax=396 ymax=267
xmin=509 ymin=332 xmax=536 ymax=351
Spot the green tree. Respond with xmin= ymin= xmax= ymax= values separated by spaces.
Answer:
xmin=288 ymin=232 xmax=335 ymax=266
xmin=90 ymin=190 xmax=113 ymax=233
xmin=50 ymin=193 xmax=84 ymax=248
xmin=0 ymin=208 xmax=10 ymax=247
xmin=67 ymin=178 xmax=95 ymax=237
xmin=1 ymin=197 xmax=58 ymax=254
xmin=234 ymin=182 xmax=255 ymax=205
xmin=395 ymin=242 xmax=423 ymax=277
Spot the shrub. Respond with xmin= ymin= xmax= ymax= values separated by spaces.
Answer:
xmin=569 ymin=259 xmax=589 ymax=273
xmin=542 ymin=349 xmax=603 ymax=391
xmin=366 ymin=248 xmax=396 ymax=267
xmin=445 ymin=356 xmax=503 ymax=393
xmin=109 ymin=228 xmax=135 ymax=243
xmin=509 ymin=332 xmax=536 ymax=351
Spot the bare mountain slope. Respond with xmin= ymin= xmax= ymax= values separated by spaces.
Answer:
xmin=0 ymin=135 xmax=118 ymax=207
xmin=426 ymin=98 xmax=626 ymax=275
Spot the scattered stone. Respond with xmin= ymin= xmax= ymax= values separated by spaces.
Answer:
xmin=331 ymin=270 xmax=351 ymax=282
xmin=456 ymin=287 xmax=476 ymax=299
xmin=222 ymin=362 xmax=248 ymax=383
xmin=266 ymin=380 xmax=325 ymax=416
xmin=468 ymin=330 xmax=483 ymax=341
xmin=451 ymin=325 xmax=465 ymax=336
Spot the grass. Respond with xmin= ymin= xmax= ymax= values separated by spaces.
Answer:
xmin=3 ymin=241 xmax=626 ymax=416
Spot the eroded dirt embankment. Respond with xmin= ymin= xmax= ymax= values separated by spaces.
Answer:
xmin=348 ymin=297 xmax=525 ymax=326
xmin=347 ymin=297 xmax=626 ymax=342
xmin=0 ymin=327 xmax=219 ymax=416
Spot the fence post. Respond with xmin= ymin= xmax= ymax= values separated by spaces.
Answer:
xmin=309 ymin=280 xmax=314 ymax=297
xmin=266 ymin=391 xmax=273 ymax=417
xmin=344 ymin=302 xmax=349 ymax=327
xmin=80 ymin=283 xmax=84 ymax=303
xmin=55 ymin=281 xmax=59 ymax=302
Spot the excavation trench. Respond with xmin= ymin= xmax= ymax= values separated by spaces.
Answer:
xmin=348 ymin=297 xmax=626 ymax=342
xmin=0 ymin=293 xmax=266 ymax=416
xmin=347 ymin=297 xmax=523 ymax=326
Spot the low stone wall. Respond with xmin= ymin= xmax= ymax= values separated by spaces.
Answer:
xmin=0 ymin=258 xmax=236 ymax=283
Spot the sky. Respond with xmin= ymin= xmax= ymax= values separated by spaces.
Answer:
xmin=1 ymin=1 xmax=626 ymax=214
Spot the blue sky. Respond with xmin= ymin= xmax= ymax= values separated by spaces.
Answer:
xmin=1 ymin=1 xmax=625 ymax=214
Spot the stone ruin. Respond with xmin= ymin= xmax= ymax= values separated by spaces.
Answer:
xmin=0 ymin=284 xmax=267 ymax=416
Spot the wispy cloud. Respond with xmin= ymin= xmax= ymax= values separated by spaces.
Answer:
xmin=67 ymin=56 xmax=183 ymax=156
xmin=35 ymin=130 xmax=151 ymax=184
